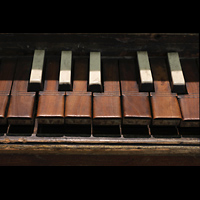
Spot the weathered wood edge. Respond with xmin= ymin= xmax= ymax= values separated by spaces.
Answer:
xmin=0 ymin=134 xmax=199 ymax=146
xmin=0 ymin=144 xmax=199 ymax=157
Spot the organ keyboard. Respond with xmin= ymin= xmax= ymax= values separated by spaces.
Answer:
xmin=0 ymin=33 xmax=199 ymax=166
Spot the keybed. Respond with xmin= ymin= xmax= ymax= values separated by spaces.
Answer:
xmin=0 ymin=50 xmax=199 ymax=137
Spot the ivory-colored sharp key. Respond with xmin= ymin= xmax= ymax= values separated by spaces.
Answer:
xmin=89 ymin=52 xmax=102 ymax=92
xmin=28 ymin=50 xmax=45 ymax=91
xmin=59 ymin=51 xmax=72 ymax=91
xmin=137 ymin=51 xmax=154 ymax=92
xmin=167 ymin=52 xmax=186 ymax=93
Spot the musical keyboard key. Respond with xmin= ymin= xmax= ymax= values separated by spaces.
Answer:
xmin=7 ymin=58 xmax=36 ymax=125
xmin=37 ymin=57 xmax=65 ymax=124
xmin=150 ymin=93 xmax=182 ymax=126
xmin=93 ymin=59 xmax=121 ymax=125
xmin=93 ymin=94 xmax=121 ymax=125
xmin=167 ymin=52 xmax=186 ymax=93
xmin=59 ymin=51 xmax=72 ymax=91
xmin=150 ymin=58 xmax=182 ymax=126
xmin=177 ymin=59 xmax=199 ymax=127
xmin=0 ymin=58 xmax=16 ymax=124
xmin=88 ymin=52 xmax=102 ymax=92
xmin=65 ymin=58 xmax=92 ymax=124
xmin=65 ymin=92 xmax=92 ymax=124
xmin=137 ymin=51 xmax=154 ymax=92
xmin=28 ymin=50 xmax=45 ymax=91
xmin=119 ymin=59 xmax=152 ymax=125
xmin=178 ymin=94 xmax=199 ymax=127
xmin=7 ymin=92 xmax=36 ymax=125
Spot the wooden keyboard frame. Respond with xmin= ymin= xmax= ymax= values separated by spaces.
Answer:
xmin=0 ymin=33 xmax=199 ymax=166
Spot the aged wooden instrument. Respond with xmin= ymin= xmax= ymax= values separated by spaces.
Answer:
xmin=0 ymin=33 xmax=199 ymax=165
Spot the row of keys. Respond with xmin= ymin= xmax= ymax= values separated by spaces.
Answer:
xmin=28 ymin=50 xmax=187 ymax=94
xmin=0 ymin=54 xmax=199 ymax=127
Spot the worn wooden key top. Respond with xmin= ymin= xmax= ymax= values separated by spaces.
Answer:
xmin=93 ymin=59 xmax=121 ymax=126
xmin=65 ymin=58 xmax=92 ymax=125
xmin=137 ymin=51 xmax=154 ymax=92
xmin=59 ymin=51 xmax=72 ymax=91
xmin=167 ymin=52 xmax=186 ymax=94
xmin=28 ymin=50 xmax=45 ymax=91
xmin=150 ymin=58 xmax=182 ymax=126
xmin=119 ymin=59 xmax=152 ymax=125
xmin=0 ymin=58 xmax=17 ymax=124
xmin=7 ymin=58 xmax=36 ymax=125
xmin=88 ymin=52 xmax=102 ymax=92
xmin=37 ymin=57 xmax=65 ymax=124
xmin=177 ymin=59 xmax=199 ymax=127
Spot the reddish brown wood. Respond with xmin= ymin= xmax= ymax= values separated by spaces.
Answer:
xmin=178 ymin=59 xmax=200 ymax=127
xmin=119 ymin=59 xmax=152 ymax=125
xmin=0 ymin=58 xmax=17 ymax=124
xmin=119 ymin=59 xmax=139 ymax=93
xmin=0 ymin=95 xmax=9 ymax=124
xmin=93 ymin=60 xmax=121 ymax=125
xmin=7 ymin=93 xmax=36 ymax=125
xmin=37 ymin=57 xmax=65 ymax=124
xmin=102 ymin=59 xmax=120 ymax=95
xmin=150 ymin=58 xmax=182 ymax=126
xmin=65 ymin=58 xmax=92 ymax=124
xmin=180 ymin=59 xmax=199 ymax=94
xmin=150 ymin=93 xmax=182 ymax=126
xmin=73 ymin=58 xmax=89 ymax=92
xmin=93 ymin=94 xmax=121 ymax=125
xmin=65 ymin=93 xmax=92 ymax=124
xmin=122 ymin=93 xmax=151 ymax=125
xmin=7 ymin=58 xmax=36 ymax=125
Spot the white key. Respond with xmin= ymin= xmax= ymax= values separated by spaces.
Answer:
xmin=167 ymin=52 xmax=186 ymax=93
xmin=137 ymin=51 xmax=154 ymax=92
xmin=59 ymin=51 xmax=72 ymax=91
xmin=89 ymin=52 xmax=102 ymax=92
xmin=29 ymin=50 xmax=45 ymax=91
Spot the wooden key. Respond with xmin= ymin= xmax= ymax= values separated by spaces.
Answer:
xmin=59 ymin=51 xmax=72 ymax=91
xmin=7 ymin=58 xmax=36 ymax=125
xmin=167 ymin=52 xmax=186 ymax=93
xmin=0 ymin=58 xmax=17 ymax=124
xmin=37 ymin=57 xmax=65 ymax=124
xmin=137 ymin=51 xmax=154 ymax=92
xmin=88 ymin=52 xmax=102 ymax=92
xmin=150 ymin=58 xmax=182 ymax=126
xmin=119 ymin=59 xmax=152 ymax=125
xmin=65 ymin=92 xmax=92 ymax=124
xmin=93 ymin=93 xmax=121 ymax=125
xmin=28 ymin=50 xmax=45 ymax=91
xmin=177 ymin=59 xmax=199 ymax=127
xmin=93 ymin=59 xmax=121 ymax=125
xmin=65 ymin=58 xmax=92 ymax=124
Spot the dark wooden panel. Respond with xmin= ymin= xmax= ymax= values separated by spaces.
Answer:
xmin=0 ymin=33 xmax=198 ymax=57
xmin=0 ymin=144 xmax=200 ymax=166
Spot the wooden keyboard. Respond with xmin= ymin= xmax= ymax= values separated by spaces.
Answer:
xmin=0 ymin=33 xmax=199 ymax=166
